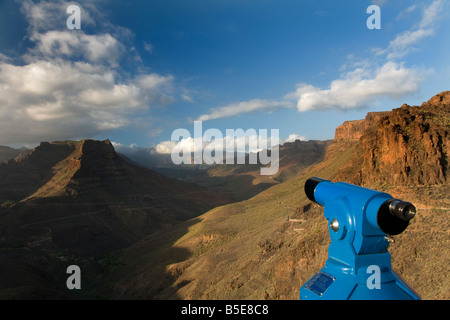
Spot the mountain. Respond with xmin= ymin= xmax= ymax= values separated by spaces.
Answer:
xmin=0 ymin=146 xmax=29 ymax=163
xmin=335 ymin=91 xmax=449 ymax=187
xmin=98 ymin=92 xmax=449 ymax=300
xmin=123 ymin=140 xmax=331 ymax=202
xmin=0 ymin=139 xmax=231 ymax=298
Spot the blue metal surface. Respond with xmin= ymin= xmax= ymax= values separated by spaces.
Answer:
xmin=300 ymin=179 xmax=420 ymax=300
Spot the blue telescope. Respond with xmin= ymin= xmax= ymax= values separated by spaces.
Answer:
xmin=300 ymin=177 xmax=420 ymax=300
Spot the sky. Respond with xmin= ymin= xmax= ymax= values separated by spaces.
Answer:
xmin=0 ymin=0 xmax=449 ymax=152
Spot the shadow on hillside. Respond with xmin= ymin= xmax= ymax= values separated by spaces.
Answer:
xmin=0 ymin=200 xmax=203 ymax=300
xmin=148 ymin=218 xmax=201 ymax=300
xmin=93 ymin=217 xmax=202 ymax=300
xmin=199 ymin=174 xmax=276 ymax=202
xmin=156 ymin=167 xmax=277 ymax=202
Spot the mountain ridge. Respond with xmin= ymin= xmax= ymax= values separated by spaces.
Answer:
xmin=0 ymin=138 xmax=233 ymax=298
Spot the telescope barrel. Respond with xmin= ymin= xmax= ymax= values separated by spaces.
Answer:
xmin=304 ymin=177 xmax=416 ymax=235
xmin=304 ymin=177 xmax=326 ymax=203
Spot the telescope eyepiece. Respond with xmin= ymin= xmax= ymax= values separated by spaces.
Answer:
xmin=388 ymin=199 xmax=416 ymax=221
xmin=377 ymin=199 xmax=416 ymax=235
xmin=304 ymin=177 xmax=327 ymax=203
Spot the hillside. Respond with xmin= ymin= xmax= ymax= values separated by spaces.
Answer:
xmin=99 ymin=92 xmax=449 ymax=300
xmin=0 ymin=146 xmax=29 ymax=163
xmin=0 ymin=139 xmax=231 ymax=298
xmin=125 ymin=140 xmax=331 ymax=202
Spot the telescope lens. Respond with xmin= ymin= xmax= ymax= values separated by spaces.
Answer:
xmin=377 ymin=199 xmax=416 ymax=235
xmin=304 ymin=177 xmax=326 ymax=203
xmin=403 ymin=205 xmax=416 ymax=220
xmin=388 ymin=200 xmax=416 ymax=221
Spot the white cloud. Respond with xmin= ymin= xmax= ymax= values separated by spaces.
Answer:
xmin=181 ymin=88 xmax=194 ymax=103
xmin=420 ymin=0 xmax=443 ymax=29
xmin=386 ymin=28 xmax=434 ymax=59
xmin=21 ymin=0 xmax=98 ymax=32
xmin=0 ymin=53 xmax=13 ymax=63
xmin=196 ymin=99 xmax=294 ymax=122
xmin=111 ymin=141 xmax=139 ymax=153
xmin=143 ymin=42 xmax=154 ymax=53
xmin=380 ymin=0 xmax=444 ymax=60
xmin=290 ymin=62 xmax=427 ymax=112
xmin=284 ymin=134 xmax=306 ymax=143
xmin=155 ymin=129 xmax=287 ymax=156
xmin=29 ymin=30 xmax=125 ymax=66
xmin=0 ymin=59 xmax=174 ymax=144
xmin=155 ymin=140 xmax=178 ymax=155
xmin=288 ymin=1 xmax=443 ymax=113
xmin=396 ymin=5 xmax=418 ymax=21
xmin=0 ymin=0 xmax=175 ymax=145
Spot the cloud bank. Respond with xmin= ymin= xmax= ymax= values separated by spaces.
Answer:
xmin=0 ymin=0 xmax=174 ymax=145
xmin=289 ymin=61 xmax=427 ymax=112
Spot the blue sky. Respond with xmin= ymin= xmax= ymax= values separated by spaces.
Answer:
xmin=0 ymin=0 xmax=449 ymax=150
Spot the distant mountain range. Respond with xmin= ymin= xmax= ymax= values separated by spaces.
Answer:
xmin=0 ymin=91 xmax=448 ymax=299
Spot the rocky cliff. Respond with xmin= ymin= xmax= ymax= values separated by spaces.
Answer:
xmin=335 ymin=91 xmax=449 ymax=187
xmin=334 ymin=112 xmax=390 ymax=141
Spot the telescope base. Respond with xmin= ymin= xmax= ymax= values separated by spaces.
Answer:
xmin=300 ymin=267 xmax=420 ymax=300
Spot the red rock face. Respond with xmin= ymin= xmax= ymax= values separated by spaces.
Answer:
xmin=335 ymin=112 xmax=390 ymax=141
xmin=335 ymin=91 xmax=450 ymax=187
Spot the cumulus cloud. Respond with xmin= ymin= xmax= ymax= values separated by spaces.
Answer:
xmin=289 ymin=62 xmax=427 ymax=112
xmin=29 ymin=30 xmax=125 ymax=66
xmin=196 ymin=99 xmax=294 ymax=122
xmin=154 ymin=129 xmax=296 ymax=156
xmin=284 ymin=134 xmax=306 ymax=143
xmin=0 ymin=59 xmax=174 ymax=143
xmin=0 ymin=0 xmax=174 ymax=145
xmin=288 ymin=0 xmax=442 ymax=113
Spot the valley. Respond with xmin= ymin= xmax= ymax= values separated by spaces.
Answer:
xmin=0 ymin=92 xmax=448 ymax=300
xmin=96 ymin=92 xmax=449 ymax=300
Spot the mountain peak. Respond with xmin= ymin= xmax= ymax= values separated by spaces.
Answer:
xmin=425 ymin=91 xmax=450 ymax=107
xmin=22 ymin=139 xmax=121 ymax=199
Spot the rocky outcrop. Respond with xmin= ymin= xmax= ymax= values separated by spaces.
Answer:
xmin=335 ymin=91 xmax=449 ymax=187
xmin=335 ymin=119 xmax=366 ymax=141
xmin=335 ymin=112 xmax=390 ymax=141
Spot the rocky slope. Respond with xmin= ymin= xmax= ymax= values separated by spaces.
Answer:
xmin=0 ymin=146 xmax=29 ymax=163
xmin=0 ymin=139 xmax=231 ymax=298
xmin=98 ymin=92 xmax=449 ymax=300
